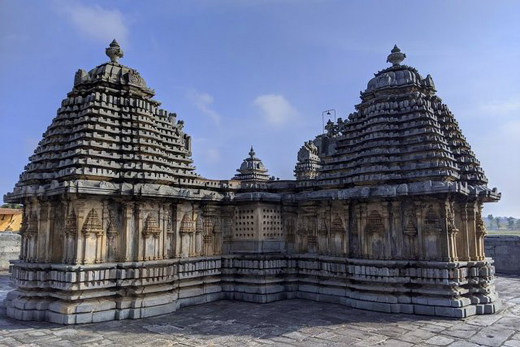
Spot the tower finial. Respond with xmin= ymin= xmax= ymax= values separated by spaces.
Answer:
xmin=106 ymin=39 xmax=124 ymax=63
xmin=249 ymin=146 xmax=255 ymax=158
xmin=386 ymin=44 xmax=406 ymax=66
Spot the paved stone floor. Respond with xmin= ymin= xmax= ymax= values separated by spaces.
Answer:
xmin=0 ymin=273 xmax=519 ymax=347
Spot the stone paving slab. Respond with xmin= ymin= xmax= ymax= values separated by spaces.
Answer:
xmin=0 ymin=273 xmax=518 ymax=347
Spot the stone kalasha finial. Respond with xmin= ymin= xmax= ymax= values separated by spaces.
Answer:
xmin=106 ymin=39 xmax=124 ymax=63
xmin=249 ymin=146 xmax=256 ymax=158
xmin=386 ymin=44 xmax=406 ymax=66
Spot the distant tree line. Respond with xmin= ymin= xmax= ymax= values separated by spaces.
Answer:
xmin=0 ymin=203 xmax=22 ymax=209
xmin=485 ymin=214 xmax=520 ymax=230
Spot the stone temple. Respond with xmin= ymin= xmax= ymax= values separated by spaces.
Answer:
xmin=4 ymin=41 xmax=501 ymax=324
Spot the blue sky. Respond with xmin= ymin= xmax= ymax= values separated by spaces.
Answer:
xmin=1 ymin=0 xmax=519 ymax=217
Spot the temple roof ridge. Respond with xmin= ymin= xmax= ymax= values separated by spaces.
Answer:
xmin=7 ymin=41 xmax=198 ymax=196
xmin=315 ymin=46 xmax=488 ymax=187
xmin=72 ymin=40 xmax=155 ymax=97
xmin=363 ymin=46 xmax=438 ymax=94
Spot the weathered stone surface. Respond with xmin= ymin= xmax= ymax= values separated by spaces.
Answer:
xmin=0 ymin=232 xmax=20 ymax=270
xmin=485 ymin=235 xmax=520 ymax=274
xmin=3 ymin=43 xmax=502 ymax=324
xmin=0 ymin=273 xmax=516 ymax=346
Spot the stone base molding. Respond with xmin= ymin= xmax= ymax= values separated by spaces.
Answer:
xmin=6 ymin=255 xmax=500 ymax=324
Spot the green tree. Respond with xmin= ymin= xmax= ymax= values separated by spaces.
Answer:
xmin=487 ymin=214 xmax=494 ymax=229
xmin=0 ymin=203 xmax=22 ymax=209
xmin=508 ymin=217 xmax=515 ymax=230
xmin=495 ymin=216 xmax=501 ymax=229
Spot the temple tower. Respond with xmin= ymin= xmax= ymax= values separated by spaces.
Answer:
xmin=232 ymin=146 xmax=270 ymax=181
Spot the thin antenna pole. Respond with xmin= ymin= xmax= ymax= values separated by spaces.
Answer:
xmin=322 ymin=109 xmax=336 ymax=134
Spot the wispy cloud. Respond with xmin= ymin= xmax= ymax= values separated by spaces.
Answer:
xmin=253 ymin=94 xmax=298 ymax=127
xmin=479 ymin=100 xmax=520 ymax=117
xmin=187 ymin=90 xmax=221 ymax=124
xmin=499 ymin=119 xmax=520 ymax=139
xmin=57 ymin=1 xmax=129 ymax=45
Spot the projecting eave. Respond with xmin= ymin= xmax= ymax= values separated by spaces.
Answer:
xmin=288 ymin=181 xmax=501 ymax=202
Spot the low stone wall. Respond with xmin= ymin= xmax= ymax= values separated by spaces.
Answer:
xmin=0 ymin=233 xmax=20 ymax=270
xmin=485 ymin=235 xmax=520 ymax=274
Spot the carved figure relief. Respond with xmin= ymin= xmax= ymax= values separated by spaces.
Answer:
xmin=20 ymin=211 xmax=39 ymax=262
xmin=212 ymin=218 xmax=221 ymax=234
xmin=447 ymin=202 xmax=459 ymax=235
xmin=25 ymin=212 xmax=39 ymax=237
xmin=196 ymin=215 xmax=204 ymax=234
xmin=331 ymin=213 xmax=345 ymax=256
xmin=105 ymin=208 xmax=118 ymax=262
xmin=308 ymin=216 xmax=317 ymax=235
xmin=202 ymin=215 xmax=214 ymax=256
xmin=317 ymin=213 xmax=329 ymax=255
xmin=106 ymin=209 xmax=117 ymax=239
xmin=296 ymin=216 xmax=306 ymax=235
xmin=193 ymin=214 xmax=203 ymax=256
xmin=212 ymin=218 xmax=222 ymax=255
xmin=404 ymin=210 xmax=417 ymax=236
xmin=475 ymin=207 xmax=487 ymax=260
xmin=64 ymin=210 xmax=78 ymax=237
xmin=203 ymin=217 xmax=213 ymax=237
xmin=286 ymin=217 xmax=296 ymax=243
xmin=349 ymin=210 xmax=360 ymax=257
xmin=423 ymin=205 xmax=441 ymax=233
xmin=331 ymin=214 xmax=344 ymax=234
xmin=222 ymin=216 xmax=233 ymax=242
xmin=166 ymin=211 xmax=174 ymax=234
xmin=128 ymin=69 xmax=145 ymax=87
xmin=60 ymin=209 xmax=78 ymax=264
xmin=423 ymin=205 xmax=441 ymax=260
xmin=476 ymin=210 xmax=487 ymax=237
xmin=165 ymin=210 xmax=176 ymax=259
xmin=364 ymin=210 xmax=385 ymax=259
xmin=318 ymin=215 xmax=328 ymax=235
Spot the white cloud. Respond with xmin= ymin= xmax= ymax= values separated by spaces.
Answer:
xmin=499 ymin=119 xmax=520 ymax=137
xmin=58 ymin=1 xmax=129 ymax=45
xmin=187 ymin=90 xmax=221 ymax=124
xmin=480 ymin=100 xmax=520 ymax=117
xmin=253 ymin=94 xmax=298 ymax=127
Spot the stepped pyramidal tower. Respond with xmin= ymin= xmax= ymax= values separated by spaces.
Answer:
xmin=4 ymin=42 xmax=501 ymax=324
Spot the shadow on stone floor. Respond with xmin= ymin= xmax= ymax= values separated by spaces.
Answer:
xmin=0 ymin=273 xmax=517 ymax=342
xmin=0 ymin=291 xmax=465 ymax=335
xmin=0 ymin=299 xmax=457 ymax=339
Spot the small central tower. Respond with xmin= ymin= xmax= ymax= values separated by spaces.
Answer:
xmin=232 ymin=146 xmax=270 ymax=181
